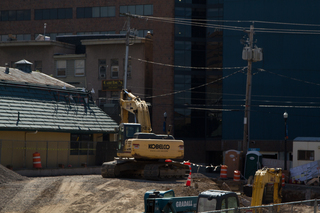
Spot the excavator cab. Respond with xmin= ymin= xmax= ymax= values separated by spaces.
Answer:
xmin=118 ymin=123 xmax=141 ymax=150
xmin=197 ymin=190 xmax=239 ymax=212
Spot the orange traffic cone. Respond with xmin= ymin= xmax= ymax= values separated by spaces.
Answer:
xmin=186 ymin=172 xmax=192 ymax=186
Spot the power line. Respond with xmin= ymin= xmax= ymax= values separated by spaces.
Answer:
xmin=133 ymin=57 xmax=245 ymax=70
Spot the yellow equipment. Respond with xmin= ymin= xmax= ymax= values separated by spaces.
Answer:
xmin=101 ymin=90 xmax=189 ymax=179
xmin=251 ymin=167 xmax=282 ymax=212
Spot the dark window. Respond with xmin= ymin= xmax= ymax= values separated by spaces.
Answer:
xmin=58 ymin=8 xmax=72 ymax=19
xmin=77 ymin=8 xmax=85 ymax=18
xmin=70 ymin=134 xmax=94 ymax=155
xmin=34 ymin=9 xmax=42 ymax=20
xmin=77 ymin=7 xmax=92 ymax=18
xmin=17 ymin=10 xmax=24 ymax=20
xmin=2 ymin=11 xmax=9 ymax=21
xmin=84 ymin=7 xmax=92 ymax=18
xmin=43 ymin=9 xmax=50 ymax=20
xmin=298 ymin=150 xmax=314 ymax=161
xmin=8 ymin=10 xmax=16 ymax=21
xmin=50 ymin=9 xmax=57 ymax=19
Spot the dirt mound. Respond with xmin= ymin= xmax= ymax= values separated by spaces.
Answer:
xmin=0 ymin=164 xmax=27 ymax=184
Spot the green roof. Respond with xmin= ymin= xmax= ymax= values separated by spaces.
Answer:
xmin=0 ymin=69 xmax=118 ymax=133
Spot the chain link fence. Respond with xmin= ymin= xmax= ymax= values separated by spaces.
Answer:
xmin=203 ymin=198 xmax=319 ymax=213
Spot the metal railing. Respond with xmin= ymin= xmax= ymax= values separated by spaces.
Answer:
xmin=204 ymin=198 xmax=319 ymax=213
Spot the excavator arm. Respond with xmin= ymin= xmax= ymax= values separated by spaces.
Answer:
xmin=120 ymin=90 xmax=152 ymax=133
xmin=251 ymin=167 xmax=282 ymax=211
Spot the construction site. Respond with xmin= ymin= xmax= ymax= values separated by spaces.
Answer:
xmin=0 ymin=163 xmax=319 ymax=213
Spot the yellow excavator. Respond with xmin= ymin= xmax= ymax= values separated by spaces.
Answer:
xmin=101 ymin=90 xmax=189 ymax=179
xmin=251 ymin=167 xmax=282 ymax=212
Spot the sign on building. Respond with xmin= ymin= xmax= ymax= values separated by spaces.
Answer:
xmin=102 ymin=80 xmax=123 ymax=91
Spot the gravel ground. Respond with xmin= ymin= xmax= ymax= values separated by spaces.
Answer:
xmin=0 ymin=170 xmax=220 ymax=213
xmin=0 ymin=165 xmax=317 ymax=213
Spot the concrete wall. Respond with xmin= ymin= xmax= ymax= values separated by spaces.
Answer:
xmin=0 ymin=131 xmax=104 ymax=169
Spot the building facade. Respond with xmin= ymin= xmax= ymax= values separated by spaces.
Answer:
xmin=2 ymin=0 xmax=319 ymax=168
xmin=0 ymin=63 xmax=118 ymax=169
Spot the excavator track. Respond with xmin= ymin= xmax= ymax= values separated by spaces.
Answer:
xmin=101 ymin=159 xmax=189 ymax=180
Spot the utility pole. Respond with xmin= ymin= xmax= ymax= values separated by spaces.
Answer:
xmin=242 ymin=25 xmax=263 ymax=155
xmin=123 ymin=15 xmax=131 ymax=90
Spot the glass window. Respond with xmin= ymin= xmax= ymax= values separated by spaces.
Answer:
xmin=2 ymin=11 xmax=9 ymax=21
xmin=92 ymin=7 xmax=100 ymax=17
xmin=56 ymin=60 xmax=67 ymax=77
xmin=228 ymin=197 xmax=238 ymax=209
xmin=298 ymin=150 xmax=314 ymax=161
xmin=197 ymin=197 xmax=217 ymax=212
xmin=144 ymin=5 xmax=153 ymax=15
xmin=8 ymin=10 xmax=16 ymax=21
xmin=43 ymin=9 xmax=50 ymax=20
xmin=101 ymin=7 xmax=108 ymax=17
xmin=120 ymin=6 xmax=127 ymax=16
xmin=50 ymin=9 xmax=57 ymax=19
xmin=84 ymin=7 xmax=92 ymax=18
xmin=136 ymin=5 xmax=143 ymax=15
xmin=65 ymin=8 xmax=72 ymax=19
xmin=128 ymin=5 xmax=135 ymax=14
xmin=34 ymin=9 xmax=42 ymax=20
xmin=99 ymin=59 xmax=106 ymax=79
xmin=17 ymin=10 xmax=24 ymax=20
xmin=75 ymin=60 xmax=85 ymax=76
xmin=77 ymin=7 xmax=85 ymax=18
xmin=70 ymin=134 xmax=94 ymax=155
xmin=58 ymin=8 xmax=66 ymax=19
xmin=111 ymin=59 xmax=119 ymax=78
xmin=1 ymin=35 xmax=8 ymax=41
xmin=108 ymin=6 xmax=115 ymax=17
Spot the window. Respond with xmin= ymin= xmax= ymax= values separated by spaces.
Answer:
xmin=35 ymin=8 xmax=72 ymax=20
xmin=34 ymin=61 xmax=42 ymax=72
xmin=74 ymin=60 xmax=85 ymax=76
xmin=56 ymin=60 xmax=67 ymax=77
xmin=111 ymin=59 xmax=119 ymax=78
xmin=298 ymin=150 xmax=314 ymax=161
xmin=77 ymin=6 xmax=115 ymax=18
xmin=99 ymin=59 xmax=106 ymax=79
xmin=70 ymin=134 xmax=94 ymax=155
xmin=120 ymin=4 xmax=153 ymax=16
xmin=92 ymin=7 xmax=100 ymax=17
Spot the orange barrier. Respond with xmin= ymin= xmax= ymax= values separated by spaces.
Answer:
xmin=233 ymin=170 xmax=240 ymax=182
xmin=184 ymin=161 xmax=191 ymax=173
xmin=220 ymin=165 xmax=228 ymax=179
xmin=186 ymin=172 xmax=191 ymax=186
xmin=33 ymin=152 xmax=42 ymax=169
xmin=282 ymin=173 xmax=285 ymax=187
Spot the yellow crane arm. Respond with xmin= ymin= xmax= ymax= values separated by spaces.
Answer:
xmin=120 ymin=90 xmax=152 ymax=133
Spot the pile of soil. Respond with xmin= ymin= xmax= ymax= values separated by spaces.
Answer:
xmin=0 ymin=164 xmax=27 ymax=184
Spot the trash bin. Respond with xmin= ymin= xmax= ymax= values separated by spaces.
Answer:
xmin=225 ymin=150 xmax=243 ymax=178
xmin=244 ymin=151 xmax=262 ymax=179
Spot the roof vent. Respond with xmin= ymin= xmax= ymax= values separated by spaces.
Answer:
xmin=4 ymin=63 xmax=9 ymax=74
xmin=15 ymin=59 xmax=33 ymax=73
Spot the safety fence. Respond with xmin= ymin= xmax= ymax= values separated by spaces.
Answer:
xmin=0 ymin=140 xmax=112 ymax=170
xmin=204 ymin=198 xmax=320 ymax=213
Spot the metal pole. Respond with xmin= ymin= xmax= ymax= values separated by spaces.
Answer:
xmin=123 ymin=15 xmax=130 ymax=90
xmin=243 ymin=25 xmax=254 ymax=155
xmin=284 ymin=119 xmax=287 ymax=170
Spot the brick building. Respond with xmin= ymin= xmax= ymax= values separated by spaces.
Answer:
xmin=0 ymin=0 xmax=226 ymax=166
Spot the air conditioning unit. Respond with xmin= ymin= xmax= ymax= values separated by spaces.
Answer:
xmin=111 ymin=66 xmax=119 ymax=78
xmin=100 ymin=73 xmax=106 ymax=78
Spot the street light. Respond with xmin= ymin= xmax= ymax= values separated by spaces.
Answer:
xmin=163 ymin=112 xmax=167 ymax=133
xmin=283 ymin=111 xmax=288 ymax=170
